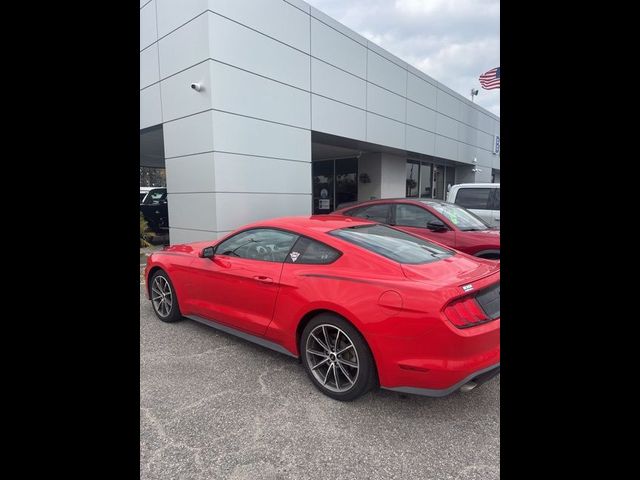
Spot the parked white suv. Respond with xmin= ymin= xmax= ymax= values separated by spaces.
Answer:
xmin=447 ymin=183 xmax=500 ymax=228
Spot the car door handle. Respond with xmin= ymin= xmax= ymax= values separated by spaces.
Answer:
xmin=253 ymin=276 xmax=273 ymax=284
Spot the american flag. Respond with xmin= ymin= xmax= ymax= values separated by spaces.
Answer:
xmin=479 ymin=67 xmax=500 ymax=90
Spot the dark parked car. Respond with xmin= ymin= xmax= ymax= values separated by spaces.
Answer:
xmin=140 ymin=187 xmax=168 ymax=232
xmin=334 ymin=198 xmax=500 ymax=259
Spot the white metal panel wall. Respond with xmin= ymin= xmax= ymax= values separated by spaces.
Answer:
xmin=141 ymin=0 xmax=500 ymax=244
xmin=140 ymin=1 xmax=158 ymax=51
xmin=140 ymin=85 xmax=162 ymax=129
xmin=210 ymin=61 xmax=310 ymax=129
xmin=209 ymin=13 xmax=310 ymax=91
xmin=312 ymin=95 xmax=366 ymax=141
xmin=210 ymin=0 xmax=310 ymax=52
xmin=310 ymin=18 xmax=367 ymax=78
xmin=311 ymin=58 xmax=366 ymax=109
xmin=155 ymin=0 xmax=208 ymax=38
xmin=158 ymin=13 xmax=210 ymax=79
xmin=140 ymin=44 xmax=159 ymax=89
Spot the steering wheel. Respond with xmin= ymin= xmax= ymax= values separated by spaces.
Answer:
xmin=247 ymin=244 xmax=274 ymax=261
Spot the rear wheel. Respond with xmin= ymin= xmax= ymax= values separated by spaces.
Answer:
xmin=150 ymin=270 xmax=182 ymax=323
xmin=300 ymin=314 xmax=376 ymax=401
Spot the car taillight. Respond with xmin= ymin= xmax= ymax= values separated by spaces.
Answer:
xmin=444 ymin=295 xmax=490 ymax=328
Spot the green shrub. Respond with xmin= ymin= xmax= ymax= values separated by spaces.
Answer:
xmin=140 ymin=212 xmax=152 ymax=247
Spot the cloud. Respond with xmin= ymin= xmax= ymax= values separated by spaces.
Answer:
xmin=305 ymin=0 xmax=500 ymax=116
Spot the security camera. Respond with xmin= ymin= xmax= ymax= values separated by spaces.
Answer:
xmin=190 ymin=82 xmax=202 ymax=92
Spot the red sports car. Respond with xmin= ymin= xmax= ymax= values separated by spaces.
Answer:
xmin=145 ymin=215 xmax=500 ymax=401
xmin=334 ymin=198 xmax=500 ymax=259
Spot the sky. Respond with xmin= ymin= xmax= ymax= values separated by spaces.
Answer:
xmin=305 ymin=0 xmax=500 ymax=116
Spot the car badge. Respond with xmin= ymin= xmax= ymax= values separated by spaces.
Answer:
xmin=290 ymin=252 xmax=300 ymax=262
xmin=462 ymin=284 xmax=474 ymax=292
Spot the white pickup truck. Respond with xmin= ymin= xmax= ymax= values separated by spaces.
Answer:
xmin=447 ymin=183 xmax=500 ymax=228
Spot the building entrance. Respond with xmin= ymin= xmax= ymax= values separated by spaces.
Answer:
xmin=312 ymin=158 xmax=358 ymax=214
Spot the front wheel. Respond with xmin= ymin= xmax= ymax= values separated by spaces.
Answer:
xmin=300 ymin=314 xmax=377 ymax=401
xmin=149 ymin=270 xmax=183 ymax=323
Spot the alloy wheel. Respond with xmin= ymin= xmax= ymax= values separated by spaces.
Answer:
xmin=305 ymin=324 xmax=359 ymax=393
xmin=151 ymin=275 xmax=173 ymax=318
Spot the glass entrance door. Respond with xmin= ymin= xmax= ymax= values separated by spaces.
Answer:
xmin=433 ymin=165 xmax=445 ymax=199
xmin=312 ymin=158 xmax=358 ymax=214
xmin=312 ymin=160 xmax=334 ymax=214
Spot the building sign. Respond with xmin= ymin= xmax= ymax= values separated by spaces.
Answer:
xmin=493 ymin=135 xmax=500 ymax=155
xmin=319 ymin=199 xmax=330 ymax=210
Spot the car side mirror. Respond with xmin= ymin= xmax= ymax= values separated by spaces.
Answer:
xmin=427 ymin=220 xmax=447 ymax=231
xmin=199 ymin=246 xmax=215 ymax=258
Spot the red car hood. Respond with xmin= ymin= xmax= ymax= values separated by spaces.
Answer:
xmin=401 ymin=253 xmax=500 ymax=289
xmin=161 ymin=240 xmax=214 ymax=257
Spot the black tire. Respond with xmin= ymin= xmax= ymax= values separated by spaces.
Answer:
xmin=300 ymin=313 xmax=377 ymax=401
xmin=149 ymin=270 xmax=183 ymax=323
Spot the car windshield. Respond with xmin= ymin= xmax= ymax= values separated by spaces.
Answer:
xmin=329 ymin=224 xmax=453 ymax=264
xmin=421 ymin=201 xmax=489 ymax=231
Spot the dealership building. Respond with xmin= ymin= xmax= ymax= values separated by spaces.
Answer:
xmin=140 ymin=0 xmax=500 ymax=244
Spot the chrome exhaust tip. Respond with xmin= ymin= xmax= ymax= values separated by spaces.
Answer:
xmin=460 ymin=381 xmax=478 ymax=393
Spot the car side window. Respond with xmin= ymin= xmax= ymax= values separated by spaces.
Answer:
xmin=347 ymin=204 xmax=390 ymax=223
xmin=454 ymin=188 xmax=491 ymax=210
xmin=216 ymin=228 xmax=299 ymax=263
xmin=143 ymin=189 xmax=167 ymax=205
xmin=395 ymin=204 xmax=439 ymax=228
xmin=286 ymin=237 xmax=341 ymax=264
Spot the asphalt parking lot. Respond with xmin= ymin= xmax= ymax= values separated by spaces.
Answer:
xmin=140 ymin=281 xmax=500 ymax=480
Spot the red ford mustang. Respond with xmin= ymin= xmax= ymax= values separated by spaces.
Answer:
xmin=145 ymin=215 xmax=500 ymax=401
xmin=334 ymin=198 xmax=500 ymax=259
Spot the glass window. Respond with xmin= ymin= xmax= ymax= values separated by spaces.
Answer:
xmin=422 ymin=201 xmax=489 ymax=231
xmin=286 ymin=237 xmax=341 ymax=264
xmin=142 ymin=188 xmax=167 ymax=205
xmin=491 ymin=188 xmax=500 ymax=210
xmin=216 ymin=228 xmax=299 ymax=263
xmin=395 ymin=204 xmax=439 ymax=228
xmin=445 ymin=166 xmax=455 ymax=193
xmin=454 ymin=188 xmax=491 ymax=209
xmin=406 ymin=161 xmax=420 ymax=197
xmin=330 ymin=224 xmax=453 ymax=264
xmin=348 ymin=204 xmax=390 ymax=223
xmin=335 ymin=158 xmax=358 ymax=210
xmin=419 ymin=163 xmax=432 ymax=198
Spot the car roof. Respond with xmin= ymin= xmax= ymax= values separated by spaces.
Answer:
xmin=335 ymin=198 xmax=451 ymax=210
xmin=246 ymin=215 xmax=377 ymax=234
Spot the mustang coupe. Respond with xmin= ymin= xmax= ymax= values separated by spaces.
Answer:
xmin=145 ymin=215 xmax=500 ymax=401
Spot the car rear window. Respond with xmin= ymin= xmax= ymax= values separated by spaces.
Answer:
xmin=329 ymin=224 xmax=453 ymax=264
xmin=346 ymin=204 xmax=390 ymax=223
xmin=454 ymin=188 xmax=491 ymax=209
xmin=286 ymin=237 xmax=341 ymax=264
